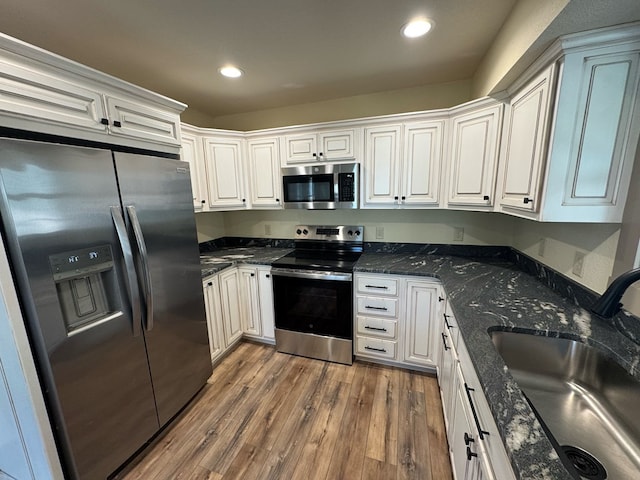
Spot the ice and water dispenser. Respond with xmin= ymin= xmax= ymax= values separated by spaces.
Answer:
xmin=49 ymin=245 xmax=119 ymax=334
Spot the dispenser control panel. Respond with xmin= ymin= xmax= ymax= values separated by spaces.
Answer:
xmin=49 ymin=245 xmax=114 ymax=282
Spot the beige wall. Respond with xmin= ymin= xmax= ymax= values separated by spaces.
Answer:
xmin=472 ymin=0 xmax=569 ymax=96
xmin=205 ymin=81 xmax=471 ymax=131
xmin=196 ymin=209 xmax=622 ymax=294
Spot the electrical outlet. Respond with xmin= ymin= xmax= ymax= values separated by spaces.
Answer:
xmin=538 ymin=238 xmax=546 ymax=257
xmin=376 ymin=226 xmax=384 ymax=240
xmin=572 ymin=251 xmax=585 ymax=277
xmin=264 ymin=224 xmax=272 ymax=236
xmin=453 ymin=227 xmax=464 ymax=242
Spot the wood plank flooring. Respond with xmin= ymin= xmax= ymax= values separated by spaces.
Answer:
xmin=116 ymin=342 xmax=453 ymax=480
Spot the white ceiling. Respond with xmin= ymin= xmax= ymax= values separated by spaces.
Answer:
xmin=1 ymin=1 xmax=639 ymax=123
xmin=0 ymin=0 xmax=517 ymax=119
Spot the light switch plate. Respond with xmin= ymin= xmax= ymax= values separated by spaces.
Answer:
xmin=572 ymin=251 xmax=585 ymax=277
xmin=453 ymin=227 xmax=464 ymax=242
xmin=376 ymin=226 xmax=384 ymax=239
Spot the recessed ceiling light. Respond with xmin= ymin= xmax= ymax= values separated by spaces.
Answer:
xmin=402 ymin=19 xmax=433 ymax=38
xmin=219 ymin=66 xmax=243 ymax=78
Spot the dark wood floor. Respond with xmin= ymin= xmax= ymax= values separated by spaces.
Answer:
xmin=117 ymin=342 xmax=453 ymax=480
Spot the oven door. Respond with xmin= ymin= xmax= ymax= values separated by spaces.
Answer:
xmin=271 ymin=268 xmax=352 ymax=339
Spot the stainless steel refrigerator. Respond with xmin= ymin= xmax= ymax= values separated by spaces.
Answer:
xmin=0 ymin=137 xmax=212 ymax=479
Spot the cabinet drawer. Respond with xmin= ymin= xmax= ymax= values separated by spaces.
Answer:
xmin=356 ymin=296 xmax=398 ymax=317
xmin=356 ymin=336 xmax=397 ymax=360
xmin=356 ymin=275 xmax=398 ymax=296
xmin=356 ymin=316 xmax=397 ymax=339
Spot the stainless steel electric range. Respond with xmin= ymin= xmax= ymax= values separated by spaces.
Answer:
xmin=271 ymin=225 xmax=363 ymax=365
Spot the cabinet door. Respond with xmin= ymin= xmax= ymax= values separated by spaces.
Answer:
xmin=363 ymin=125 xmax=402 ymax=206
xmin=319 ymin=129 xmax=355 ymax=160
xmin=202 ymin=277 xmax=223 ymax=361
xmin=181 ymin=131 xmax=208 ymax=211
xmin=498 ymin=65 xmax=555 ymax=212
xmin=403 ymin=121 xmax=444 ymax=206
xmin=105 ymin=95 xmax=181 ymax=146
xmin=218 ymin=268 xmax=243 ymax=344
xmin=247 ymin=137 xmax=282 ymax=208
xmin=238 ymin=267 xmax=262 ymax=337
xmin=403 ymin=280 xmax=440 ymax=366
xmin=257 ymin=267 xmax=275 ymax=340
xmin=284 ymin=133 xmax=317 ymax=163
xmin=0 ymin=55 xmax=107 ymax=134
xmin=202 ymin=137 xmax=247 ymax=209
xmin=451 ymin=364 xmax=482 ymax=480
xmin=448 ymin=104 xmax=502 ymax=207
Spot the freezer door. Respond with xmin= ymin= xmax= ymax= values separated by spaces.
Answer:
xmin=114 ymin=152 xmax=211 ymax=425
xmin=0 ymin=138 xmax=159 ymax=480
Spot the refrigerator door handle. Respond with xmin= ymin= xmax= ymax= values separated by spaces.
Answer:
xmin=110 ymin=206 xmax=142 ymax=337
xmin=126 ymin=205 xmax=154 ymax=332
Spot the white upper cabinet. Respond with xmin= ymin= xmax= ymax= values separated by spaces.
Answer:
xmin=496 ymin=24 xmax=640 ymax=222
xmin=283 ymin=128 xmax=357 ymax=164
xmin=363 ymin=124 xmax=402 ymax=206
xmin=363 ymin=118 xmax=445 ymax=208
xmin=0 ymin=32 xmax=184 ymax=153
xmin=447 ymin=100 xmax=503 ymax=209
xmin=180 ymin=127 xmax=208 ymax=211
xmin=202 ymin=135 xmax=248 ymax=210
xmin=246 ymin=136 xmax=282 ymax=208
xmin=402 ymin=120 xmax=445 ymax=206
xmin=496 ymin=65 xmax=556 ymax=213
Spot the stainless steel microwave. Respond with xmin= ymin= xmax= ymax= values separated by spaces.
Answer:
xmin=281 ymin=163 xmax=359 ymax=209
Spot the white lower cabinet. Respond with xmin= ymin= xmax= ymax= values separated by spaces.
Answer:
xmin=354 ymin=273 xmax=441 ymax=368
xmin=202 ymin=270 xmax=241 ymax=363
xmin=439 ymin=306 xmax=516 ymax=480
xmin=238 ymin=265 xmax=275 ymax=342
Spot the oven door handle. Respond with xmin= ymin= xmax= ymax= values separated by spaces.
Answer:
xmin=271 ymin=268 xmax=352 ymax=282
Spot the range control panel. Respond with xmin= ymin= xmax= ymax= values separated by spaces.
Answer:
xmin=294 ymin=225 xmax=363 ymax=242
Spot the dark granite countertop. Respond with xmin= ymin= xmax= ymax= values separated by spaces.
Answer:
xmin=200 ymin=246 xmax=293 ymax=278
xmin=355 ymin=252 xmax=640 ymax=479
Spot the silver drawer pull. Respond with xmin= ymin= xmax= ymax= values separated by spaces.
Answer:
xmin=364 ymin=325 xmax=387 ymax=332
xmin=365 ymin=305 xmax=388 ymax=311
xmin=365 ymin=284 xmax=388 ymax=289
xmin=365 ymin=346 xmax=387 ymax=353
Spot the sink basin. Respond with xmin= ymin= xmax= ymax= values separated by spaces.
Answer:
xmin=490 ymin=330 xmax=640 ymax=480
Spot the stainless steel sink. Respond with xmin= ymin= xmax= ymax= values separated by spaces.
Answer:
xmin=491 ymin=330 xmax=640 ymax=480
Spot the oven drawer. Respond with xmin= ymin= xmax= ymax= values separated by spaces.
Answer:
xmin=356 ymin=296 xmax=398 ymax=318
xmin=356 ymin=336 xmax=397 ymax=360
xmin=356 ymin=316 xmax=397 ymax=339
xmin=356 ymin=275 xmax=398 ymax=296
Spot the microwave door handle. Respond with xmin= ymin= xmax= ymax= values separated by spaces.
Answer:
xmin=110 ymin=206 xmax=142 ymax=337
xmin=125 ymin=206 xmax=154 ymax=332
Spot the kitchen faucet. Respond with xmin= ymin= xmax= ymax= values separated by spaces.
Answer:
xmin=590 ymin=267 xmax=640 ymax=318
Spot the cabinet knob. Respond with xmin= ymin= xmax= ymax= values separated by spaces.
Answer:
xmin=242 ymin=199 xmax=246 ymax=203
xmin=523 ymin=197 xmax=533 ymax=204
xmin=113 ymin=120 xmax=122 ymax=128
xmin=266 ymin=274 xmax=270 ymax=278
xmin=100 ymin=118 xmax=109 ymax=125
xmin=276 ymin=198 xmax=280 ymax=202
xmin=201 ymin=200 xmax=206 ymax=204
xmin=466 ymin=446 xmax=478 ymax=461
xmin=483 ymin=195 xmax=490 ymax=201
xmin=394 ymin=196 xmax=399 ymax=200
xmin=401 ymin=196 xmax=406 ymax=201
xmin=312 ymin=153 xmax=317 ymax=157
xmin=318 ymin=152 xmax=323 ymax=157
xmin=207 ymin=282 xmax=213 ymax=286
xmin=251 ymin=273 xmax=255 ymax=277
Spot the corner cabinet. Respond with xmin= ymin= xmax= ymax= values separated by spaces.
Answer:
xmin=354 ymin=273 xmax=441 ymax=369
xmin=447 ymin=100 xmax=503 ymax=209
xmin=180 ymin=127 xmax=209 ymax=211
xmin=496 ymin=25 xmax=640 ymax=222
xmin=202 ymin=134 xmax=249 ymax=210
